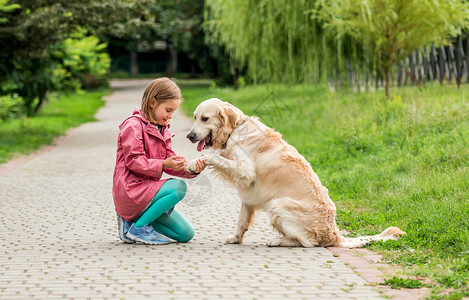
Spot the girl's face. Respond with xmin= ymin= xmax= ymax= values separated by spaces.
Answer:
xmin=149 ymin=98 xmax=181 ymax=126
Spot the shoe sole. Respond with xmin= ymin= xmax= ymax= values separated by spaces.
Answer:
xmin=126 ymin=232 xmax=170 ymax=245
xmin=117 ymin=214 xmax=135 ymax=244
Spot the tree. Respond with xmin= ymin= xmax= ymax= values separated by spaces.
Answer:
xmin=103 ymin=0 xmax=231 ymax=80
xmin=315 ymin=0 xmax=469 ymax=97
xmin=86 ymin=0 xmax=159 ymax=77
xmin=152 ymin=0 xmax=205 ymax=76
xmin=0 ymin=1 xmax=79 ymax=115
xmin=94 ymin=0 xmax=204 ymax=77
xmin=156 ymin=0 xmax=234 ymax=83
xmin=204 ymin=0 xmax=367 ymax=85
xmin=205 ymin=0 xmax=319 ymax=84
xmin=0 ymin=0 xmax=149 ymax=115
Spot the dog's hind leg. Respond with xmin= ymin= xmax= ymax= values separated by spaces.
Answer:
xmin=267 ymin=197 xmax=317 ymax=248
xmin=225 ymin=202 xmax=256 ymax=244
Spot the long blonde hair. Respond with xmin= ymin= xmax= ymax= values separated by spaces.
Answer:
xmin=141 ymin=78 xmax=182 ymax=124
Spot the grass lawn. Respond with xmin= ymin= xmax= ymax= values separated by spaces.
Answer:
xmin=0 ymin=90 xmax=107 ymax=164
xmin=179 ymin=80 xmax=469 ymax=299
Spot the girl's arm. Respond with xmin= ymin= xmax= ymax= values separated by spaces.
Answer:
xmin=120 ymin=119 xmax=164 ymax=178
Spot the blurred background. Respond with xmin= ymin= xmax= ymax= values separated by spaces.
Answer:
xmin=1 ymin=0 xmax=468 ymax=119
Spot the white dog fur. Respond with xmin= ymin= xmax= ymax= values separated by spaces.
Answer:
xmin=186 ymin=98 xmax=405 ymax=247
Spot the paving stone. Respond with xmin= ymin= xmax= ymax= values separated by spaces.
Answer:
xmin=0 ymin=79 xmax=384 ymax=299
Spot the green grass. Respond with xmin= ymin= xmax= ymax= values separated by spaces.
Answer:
xmin=0 ymin=90 xmax=107 ymax=164
xmin=179 ymin=81 xmax=469 ymax=298
xmin=380 ymin=276 xmax=428 ymax=289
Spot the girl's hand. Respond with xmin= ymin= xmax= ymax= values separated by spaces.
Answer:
xmin=194 ymin=157 xmax=207 ymax=173
xmin=163 ymin=156 xmax=186 ymax=171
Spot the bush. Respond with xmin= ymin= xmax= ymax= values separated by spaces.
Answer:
xmin=0 ymin=32 xmax=111 ymax=118
xmin=50 ymin=33 xmax=111 ymax=91
xmin=0 ymin=94 xmax=23 ymax=121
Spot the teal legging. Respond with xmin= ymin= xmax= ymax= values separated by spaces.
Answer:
xmin=134 ymin=179 xmax=194 ymax=243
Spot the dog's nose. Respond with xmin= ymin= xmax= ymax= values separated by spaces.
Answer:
xmin=186 ymin=132 xmax=196 ymax=143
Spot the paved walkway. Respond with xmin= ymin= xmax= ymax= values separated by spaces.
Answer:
xmin=0 ymin=79 xmax=384 ymax=299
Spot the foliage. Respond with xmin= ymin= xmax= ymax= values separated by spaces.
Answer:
xmin=180 ymin=81 xmax=469 ymax=296
xmin=205 ymin=0 xmax=469 ymax=91
xmin=0 ymin=0 xmax=20 ymax=24
xmin=50 ymin=32 xmax=110 ymax=91
xmin=167 ymin=1 xmax=234 ymax=86
xmin=1 ymin=59 xmax=55 ymax=116
xmin=0 ymin=1 xmax=76 ymax=63
xmin=204 ymin=0 xmax=371 ymax=85
xmin=151 ymin=0 xmax=204 ymax=55
xmin=380 ymin=276 xmax=427 ymax=289
xmin=206 ymin=0 xmax=315 ymax=84
xmin=315 ymin=0 xmax=469 ymax=97
xmin=92 ymin=0 xmax=158 ymax=50
xmin=430 ymin=288 xmax=469 ymax=299
xmin=0 ymin=0 xmax=142 ymax=116
xmin=92 ymin=0 xmax=204 ymax=54
xmin=0 ymin=1 xmax=70 ymax=115
xmin=107 ymin=0 xmax=234 ymax=83
xmin=149 ymin=0 xmax=208 ymax=76
xmin=0 ymin=32 xmax=110 ymax=117
xmin=0 ymin=89 xmax=106 ymax=164
xmin=437 ymin=272 xmax=468 ymax=289
xmin=0 ymin=94 xmax=23 ymax=121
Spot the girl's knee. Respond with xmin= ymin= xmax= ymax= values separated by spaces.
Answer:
xmin=177 ymin=225 xmax=195 ymax=243
xmin=169 ymin=179 xmax=187 ymax=200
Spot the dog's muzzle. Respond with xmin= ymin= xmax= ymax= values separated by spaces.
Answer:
xmin=186 ymin=132 xmax=197 ymax=143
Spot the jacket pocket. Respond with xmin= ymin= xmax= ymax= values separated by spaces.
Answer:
xmin=125 ymin=171 xmax=148 ymax=186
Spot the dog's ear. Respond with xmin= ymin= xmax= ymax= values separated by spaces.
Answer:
xmin=219 ymin=106 xmax=238 ymax=133
xmin=214 ymin=104 xmax=240 ymax=149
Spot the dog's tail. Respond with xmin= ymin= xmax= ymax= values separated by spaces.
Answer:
xmin=337 ymin=227 xmax=406 ymax=248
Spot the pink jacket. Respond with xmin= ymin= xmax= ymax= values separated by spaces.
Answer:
xmin=112 ymin=108 xmax=197 ymax=222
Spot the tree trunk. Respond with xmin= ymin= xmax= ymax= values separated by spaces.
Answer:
xmin=34 ymin=97 xmax=44 ymax=115
xmin=233 ymin=67 xmax=238 ymax=88
xmin=233 ymin=67 xmax=242 ymax=89
xmin=385 ymin=67 xmax=390 ymax=99
xmin=130 ymin=50 xmax=138 ymax=77
xmin=190 ymin=62 xmax=196 ymax=78
xmin=455 ymin=36 xmax=462 ymax=88
xmin=166 ymin=44 xmax=178 ymax=76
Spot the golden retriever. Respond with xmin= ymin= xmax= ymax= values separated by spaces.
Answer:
xmin=185 ymin=98 xmax=405 ymax=247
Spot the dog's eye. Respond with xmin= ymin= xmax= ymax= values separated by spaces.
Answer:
xmin=201 ymin=117 xmax=209 ymax=122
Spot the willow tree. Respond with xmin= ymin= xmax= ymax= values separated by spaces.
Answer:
xmin=316 ymin=0 xmax=469 ymax=97
xmin=204 ymin=0 xmax=366 ymax=85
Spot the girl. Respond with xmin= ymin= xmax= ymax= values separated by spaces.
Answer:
xmin=112 ymin=78 xmax=206 ymax=245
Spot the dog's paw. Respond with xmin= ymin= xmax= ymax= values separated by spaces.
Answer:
xmin=185 ymin=159 xmax=198 ymax=173
xmin=267 ymin=238 xmax=302 ymax=247
xmin=201 ymin=153 xmax=219 ymax=165
xmin=225 ymin=235 xmax=243 ymax=244
xmin=267 ymin=238 xmax=283 ymax=247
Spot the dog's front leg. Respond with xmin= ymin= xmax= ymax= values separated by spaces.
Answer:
xmin=186 ymin=153 xmax=255 ymax=187
xmin=226 ymin=203 xmax=256 ymax=244
xmin=204 ymin=153 xmax=255 ymax=187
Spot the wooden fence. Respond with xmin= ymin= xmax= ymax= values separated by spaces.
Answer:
xmin=335 ymin=35 xmax=469 ymax=89
xmin=397 ymin=36 xmax=469 ymax=87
